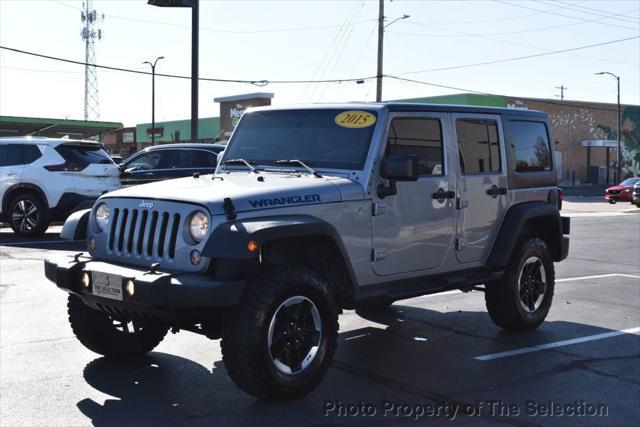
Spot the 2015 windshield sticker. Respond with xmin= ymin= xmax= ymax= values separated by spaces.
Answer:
xmin=248 ymin=194 xmax=321 ymax=208
xmin=335 ymin=111 xmax=376 ymax=129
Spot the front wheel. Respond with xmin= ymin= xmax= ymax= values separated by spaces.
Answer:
xmin=221 ymin=266 xmax=338 ymax=400
xmin=608 ymin=199 xmax=617 ymax=204
xmin=485 ymin=238 xmax=555 ymax=331
xmin=67 ymin=295 xmax=168 ymax=357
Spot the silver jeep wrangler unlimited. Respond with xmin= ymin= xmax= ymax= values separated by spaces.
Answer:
xmin=45 ymin=104 xmax=570 ymax=399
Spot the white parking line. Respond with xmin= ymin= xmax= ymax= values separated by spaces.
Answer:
xmin=474 ymin=327 xmax=640 ymax=361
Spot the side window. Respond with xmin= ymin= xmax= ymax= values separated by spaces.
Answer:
xmin=125 ymin=152 xmax=163 ymax=171
xmin=174 ymin=150 xmax=195 ymax=169
xmin=387 ymin=118 xmax=444 ymax=176
xmin=0 ymin=145 xmax=23 ymax=167
xmin=456 ymin=119 xmax=501 ymax=174
xmin=192 ymin=151 xmax=218 ymax=168
xmin=22 ymin=145 xmax=42 ymax=164
xmin=509 ymin=121 xmax=552 ymax=172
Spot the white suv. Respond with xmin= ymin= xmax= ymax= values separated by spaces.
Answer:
xmin=0 ymin=137 xmax=121 ymax=237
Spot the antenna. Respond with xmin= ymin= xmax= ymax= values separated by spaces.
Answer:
xmin=81 ymin=0 xmax=103 ymax=120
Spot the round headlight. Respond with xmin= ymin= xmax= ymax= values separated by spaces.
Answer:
xmin=189 ymin=210 xmax=209 ymax=242
xmin=95 ymin=203 xmax=110 ymax=231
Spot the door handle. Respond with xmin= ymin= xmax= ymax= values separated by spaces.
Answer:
xmin=432 ymin=188 xmax=455 ymax=202
xmin=486 ymin=185 xmax=507 ymax=198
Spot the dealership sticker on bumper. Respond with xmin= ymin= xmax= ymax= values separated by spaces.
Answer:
xmin=92 ymin=272 xmax=123 ymax=301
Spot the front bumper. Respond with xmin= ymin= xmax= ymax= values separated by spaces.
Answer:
xmin=605 ymin=192 xmax=631 ymax=202
xmin=44 ymin=253 xmax=245 ymax=315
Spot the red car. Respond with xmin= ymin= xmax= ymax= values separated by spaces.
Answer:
xmin=605 ymin=177 xmax=640 ymax=203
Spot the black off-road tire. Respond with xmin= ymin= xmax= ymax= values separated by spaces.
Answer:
xmin=67 ymin=295 xmax=168 ymax=358
xmin=8 ymin=192 xmax=49 ymax=237
xmin=221 ymin=266 xmax=339 ymax=400
xmin=485 ymin=237 xmax=555 ymax=331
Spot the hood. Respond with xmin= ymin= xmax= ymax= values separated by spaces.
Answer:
xmin=607 ymin=185 xmax=625 ymax=191
xmin=101 ymin=171 xmax=364 ymax=215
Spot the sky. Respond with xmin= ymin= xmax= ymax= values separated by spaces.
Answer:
xmin=0 ymin=0 xmax=638 ymax=127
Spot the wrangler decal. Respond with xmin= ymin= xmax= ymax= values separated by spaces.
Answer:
xmin=248 ymin=194 xmax=321 ymax=208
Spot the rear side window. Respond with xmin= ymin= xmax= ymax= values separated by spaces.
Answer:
xmin=23 ymin=145 xmax=42 ymax=164
xmin=0 ymin=145 xmax=23 ymax=166
xmin=456 ymin=119 xmax=501 ymax=174
xmin=56 ymin=144 xmax=113 ymax=165
xmin=509 ymin=121 xmax=552 ymax=172
xmin=387 ymin=118 xmax=444 ymax=176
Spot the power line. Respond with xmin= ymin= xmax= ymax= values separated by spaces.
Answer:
xmin=397 ymin=36 xmax=639 ymax=75
xmin=400 ymin=7 xmax=640 ymax=38
xmin=494 ymin=0 xmax=639 ymax=31
xmin=0 ymin=45 xmax=376 ymax=85
xmin=387 ymin=75 xmax=628 ymax=113
xmin=536 ymin=0 xmax=640 ymax=25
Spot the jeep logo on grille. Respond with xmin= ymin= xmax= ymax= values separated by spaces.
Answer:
xmin=139 ymin=200 xmax=154 ymax=209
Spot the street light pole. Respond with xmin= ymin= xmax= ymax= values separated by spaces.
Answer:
xmin=143 ymin=56 xmax=165 ymax=146
xmin=596 ymin=71 xmax=622 ymax=182
xmin=375 ymin=0 xmax=409 ymax=103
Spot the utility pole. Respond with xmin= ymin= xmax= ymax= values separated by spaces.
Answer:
xmin=376 ymin=0 xmax=384 ymax=102
xmin=555 ymin=85 xmax=567 ymax=100
xmin=81 ymin=0 xmax=103 ymax=121
xmin=375 ymin=1 xmax=409 ymax=102
xmin=143 ymin=57 xmax=165 ymax=146
xmin=596 ymin=72 xmax=622 ymax=182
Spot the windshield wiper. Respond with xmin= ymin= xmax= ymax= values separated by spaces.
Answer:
xmin=223 ymin=159 xmax=260 ymax=174
xmin=275 ymin=160 xmax=322 ymax=178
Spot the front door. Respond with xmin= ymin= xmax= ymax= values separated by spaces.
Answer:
xmin=453 ymin=114 xmax=508 ymax=263
xmin=372 ymin=113 xmax=455 ymax=276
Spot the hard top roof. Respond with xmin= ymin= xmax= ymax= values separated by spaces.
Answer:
xmin=247 ymin=102 xmax=547 ymax=118
xmin=141 ymin=142 xmax=224 ymax=150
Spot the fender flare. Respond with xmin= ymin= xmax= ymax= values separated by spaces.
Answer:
xmin=487 ymin=202 xmax=563 ymax=267
xmin=202 ymin=214 xmax=358 ymax=287
xmin=60 ymin=209 xmax=91 ymax=241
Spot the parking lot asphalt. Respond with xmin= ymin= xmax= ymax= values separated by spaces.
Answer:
xmin=1 ymin=208 xmax=639 ymax=426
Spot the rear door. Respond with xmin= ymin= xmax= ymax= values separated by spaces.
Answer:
xmin=0 ymin=144 xmax=25 ymax=211
xmin=56 ymin=143 xmax=120 ymax=196
xmin=453 ymin=114 xmax=508 ymax=263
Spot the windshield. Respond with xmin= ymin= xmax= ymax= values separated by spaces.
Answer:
xmin=620 ymin=178 xmax=640 ymax=186
xmin=222 ymin=109 xmax=378 ymax=170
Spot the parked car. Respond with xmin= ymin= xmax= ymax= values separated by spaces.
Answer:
xmin=0 ymin=137 xmax=120 ymax=236
xmin=119 ymin=143 xmax=224 ymax=186
xmin=605 ymin=177 xmax=640 ymax=204
xmin=632 ymin=181 xmax=640 ymax=207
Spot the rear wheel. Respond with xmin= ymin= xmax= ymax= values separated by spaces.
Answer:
xmin=67 ymin=295 xmax=168 ymax=357
xmin=221 ymin=266 xmax=338 ymax=400
xmin=8 ymin=193 xmax=49 ymax=237
xmin=485 ymin=237 xmax=555 ymax=331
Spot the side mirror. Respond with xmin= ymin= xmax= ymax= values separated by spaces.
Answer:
xmin=384 ymin=154 xmax=419 ymax=181
xmin=378 ymin=154 xmax=419 ymax=198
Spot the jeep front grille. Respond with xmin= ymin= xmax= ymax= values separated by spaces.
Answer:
xmin=107 ymin=208 xmax=181 ymax=260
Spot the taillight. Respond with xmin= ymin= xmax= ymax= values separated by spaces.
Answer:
xmin=558 ymin=188 xmax=563 ymax=210
xmin=44 ymin=161 xmax=88 ymax=172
